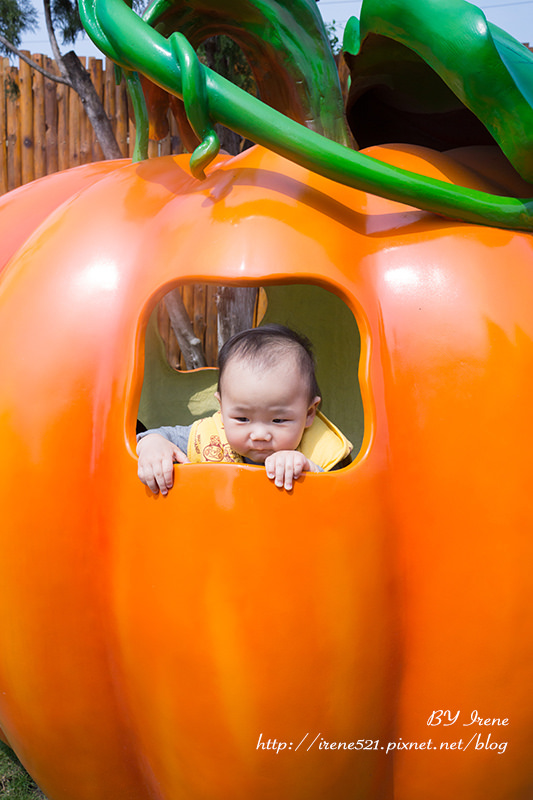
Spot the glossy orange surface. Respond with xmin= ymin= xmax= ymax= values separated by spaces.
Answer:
xmin=0 ymin=144 xmax=532 ymax=799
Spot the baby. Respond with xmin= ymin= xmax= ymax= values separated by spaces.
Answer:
xmin=137 ymin=324 xmax=352 ymax=493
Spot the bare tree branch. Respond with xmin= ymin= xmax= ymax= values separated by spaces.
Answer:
xmin=42 ymin=0 xmax=69 ymax=81
xmin=164 ymin=289 xmax=207 ymax=370
xmin=0 ymin=32 xmax=71 ymax=85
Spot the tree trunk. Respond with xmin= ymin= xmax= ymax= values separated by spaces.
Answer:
xmin=62 ymin=51 xmax=123 ymax=160
xmin=216 ymin=286 xmax=259 ymax=350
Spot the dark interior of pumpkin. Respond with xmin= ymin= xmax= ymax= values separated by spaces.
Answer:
xmin=345 ymin=34 xmax=497 ymax=151
xmin=138 ymin=282 xmax=364 ymax=459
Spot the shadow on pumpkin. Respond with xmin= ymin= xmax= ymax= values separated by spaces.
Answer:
xmin=137 ymin=282 xmax=364 ymax=460
xmin=197 ymin=165 xmax=464 ymax=241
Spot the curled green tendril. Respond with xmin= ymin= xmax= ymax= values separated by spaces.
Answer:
xmin=169 ymin=32 xmax=220 ymax=179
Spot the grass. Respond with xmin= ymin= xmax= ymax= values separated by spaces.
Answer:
xmin=0 ymin=744 xmax=47 ymax=799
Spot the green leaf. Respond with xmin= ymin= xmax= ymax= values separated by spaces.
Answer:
xmin=345 ymin=0 xmax=533 ymax=182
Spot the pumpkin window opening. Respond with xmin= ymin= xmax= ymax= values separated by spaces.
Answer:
xmin=136 ymin=282 xmax=364 ymax=465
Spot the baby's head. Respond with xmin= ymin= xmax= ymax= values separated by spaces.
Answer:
xmin=215 ymin=325 xmax=321 ymax=463
xmin=217 ymin=324 xmax=320 ymax=401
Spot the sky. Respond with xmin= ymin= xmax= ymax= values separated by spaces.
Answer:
xmin=18 ymin=0 xmax=533 ymax=60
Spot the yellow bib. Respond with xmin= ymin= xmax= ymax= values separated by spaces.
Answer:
xmin=188 ymin=410 xmax=352 ymax=471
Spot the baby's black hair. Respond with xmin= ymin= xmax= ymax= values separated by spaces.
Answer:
xmin=217 ymin=324 xmax=321 ymax=402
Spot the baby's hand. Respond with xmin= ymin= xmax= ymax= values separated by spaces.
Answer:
xmin=137 ymin=433 xmax=189 ymax=495
xmin=264 ymin=451 xmax=320 ymax=491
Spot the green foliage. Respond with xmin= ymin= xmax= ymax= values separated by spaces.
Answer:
xmin=0 ymin=0 xmax=37 ymax=54
xmin=50 ymin=0 xmax=83 ymax=45
xmin=49 ymin=0 xmax=147 ymax=46
xmin=197 ymin=36 xmax=256 ymax=94
xmin=0 ymin=743 xmax=47 ymax=799
xmin=325 ymin=20 xmax=341 ymax=54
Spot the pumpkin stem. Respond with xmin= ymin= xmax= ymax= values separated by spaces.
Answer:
xmin=78 ymin=0 xmax=533 ymax=231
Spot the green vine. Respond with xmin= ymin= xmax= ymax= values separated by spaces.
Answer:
xmin=123 ymin=70 xmax=149 ymax=162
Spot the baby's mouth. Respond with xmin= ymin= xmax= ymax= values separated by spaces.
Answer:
xmin=248 ymin=448 xmax=271 ymax=460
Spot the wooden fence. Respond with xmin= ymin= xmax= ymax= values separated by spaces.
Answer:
xmin=0 ymin=52 xmax=183 ymax=195
xmin=0 ymin=51 xmax=261 ymax=368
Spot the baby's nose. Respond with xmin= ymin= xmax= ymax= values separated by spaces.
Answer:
xmin=250 ymin=425 xmax=271 ymax=441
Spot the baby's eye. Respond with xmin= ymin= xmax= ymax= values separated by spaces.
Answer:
xmin=235 ymin=417 xmax=249 ymax=423
xmin=272 ymin=418 xmax=288 ymax=424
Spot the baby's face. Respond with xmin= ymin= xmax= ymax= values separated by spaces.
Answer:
xmin=215 ymin=355 xmax=320 ymax=464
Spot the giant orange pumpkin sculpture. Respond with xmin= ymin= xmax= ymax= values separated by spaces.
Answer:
xmin=1 ymin=0 xmax=533 ymax=798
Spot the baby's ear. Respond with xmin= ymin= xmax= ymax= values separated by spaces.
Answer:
xmin=214 ymin=391 xmax=221 ymax=406
xmin=305 ymin=396 xmax=321 ymax=427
